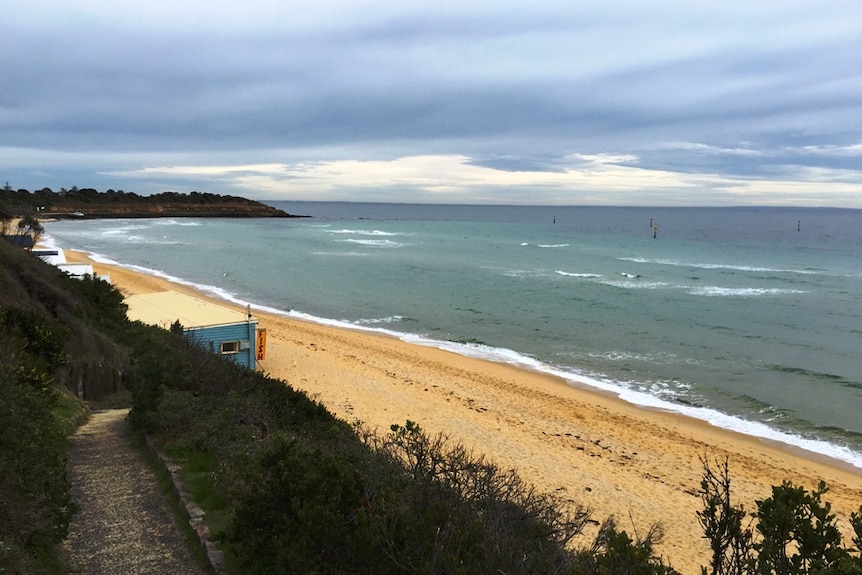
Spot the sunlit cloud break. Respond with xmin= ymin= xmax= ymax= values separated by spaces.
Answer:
xmin=112 ymin=154 xmax=862 ymax=206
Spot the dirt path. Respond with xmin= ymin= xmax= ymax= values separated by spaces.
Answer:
xmin=64 ymin=409 xmax=207 ymax=575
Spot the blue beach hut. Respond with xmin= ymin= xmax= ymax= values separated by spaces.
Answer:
xmin=125 ymin=291 xmax=261 ymax=369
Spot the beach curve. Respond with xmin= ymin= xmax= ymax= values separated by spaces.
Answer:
xmin=65 ymin=249 xmax=862 ymax=575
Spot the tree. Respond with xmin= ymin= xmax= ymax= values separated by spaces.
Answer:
xmin=697 ymin=458 xmax=754 ymax=575
xmin=0 ymin=209 xmax=11 ymax=236
xmin=16 ymin=214 xmax=44 ymax=244
xmin=753 ymin=481 xmax=851 ymax=575
xmin=697 ymin=458 xmax=862 ymax=575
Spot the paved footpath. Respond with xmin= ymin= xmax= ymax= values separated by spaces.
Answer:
xmin=64 ymin=409 xmax=207 ymax=575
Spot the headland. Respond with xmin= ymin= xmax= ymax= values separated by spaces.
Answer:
xmin=1 ymin=187 xmax=302 ymax=219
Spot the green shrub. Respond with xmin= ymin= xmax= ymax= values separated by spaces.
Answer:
xmin=0 ymin=314 xmax=76 ymax=573
xmin=67 ymin=274 xmax=128 ymax=330
xmin=582 ymin=519 xmax=680 ymax=575
xmin=753 ymin=481 xmax=858 ymax=575
xmin=222 ymin=418 xmax=597 ymax=574
xmin=368 ymin=421 xmax=592 ymax=574
xmin=698 ymin=458 xmax=862 ymax=575
xmin=0 ymin=306 xmax=69 ymax=375
xmin=124 ymin=324 xmax=178 ymax=432
xmin=698 ymin=457 xmax=754 ymax=575
xmin=227 ymin=433 xmax=382 ymax=574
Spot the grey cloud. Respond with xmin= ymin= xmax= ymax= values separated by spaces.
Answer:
xmin=3 ymin=2 xmax=862 ymax=204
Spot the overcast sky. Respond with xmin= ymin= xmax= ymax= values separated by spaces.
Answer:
xmin=3 ymin=1 xmax=862 ymax=206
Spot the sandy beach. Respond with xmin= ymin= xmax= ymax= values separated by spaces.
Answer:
xmin=65 ymin=250 xmax=862 ymax=575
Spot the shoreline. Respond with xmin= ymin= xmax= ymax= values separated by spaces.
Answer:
xmin=79 ymin=245 xmax=862 ymax=474
xmin=63 ymin=248 xmax=862 ymax=575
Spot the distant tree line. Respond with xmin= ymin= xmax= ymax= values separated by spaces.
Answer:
xmin=0 ymin=182 xmax=292 ymax=220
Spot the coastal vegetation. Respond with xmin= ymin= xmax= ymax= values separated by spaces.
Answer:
xmin=0 ymin=239 xmax=121 ymax=571
xmin=1 ymin=221 xmax=861 ymax=573
xmin=0 ymin=183 xmax=296 ymax=219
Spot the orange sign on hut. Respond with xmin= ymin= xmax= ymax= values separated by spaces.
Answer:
xmin=256 ymin=328 xmax=267 ymax=361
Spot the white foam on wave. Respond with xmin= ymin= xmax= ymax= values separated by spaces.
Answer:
xmin=37 ymin=233 xmax=60 ymax=250
xmin=501 ymin=268 xmax=540 ymax=278
xmin=508 ymin=357 xmax=862 ymax=469
xmin=620 ymin=257 xmax=822 ymax=275
xmin=338 ymin=238 xmax=407 ymax=248
xmin=689 ymin=286 xmax=808 ymax=297
xmin=598 ymin=279 xmax=808 ymax=297
xmin=521 ymin=242 xmax=570 ymax=248
xmin=601 ymin=280 xmax=669 ymax=290
xmin=56 ymin=222 xmax=183 ymax=245
xmin=328 ymin=228 xmax=402 ymax=237
xmin=592 ymin=350 xmax=702 ymax=367
xmin=556 ymin=270 xmax=602 ymax=278
xmin=153 ymin=219 xmax=202 ymax=227
xmin=98 ymin=226 xmax=148 ymax=243
xmin=86 ymin=253 xmax=252 ymax=306
xmin=312 ymin=251 xmax=373 ymax=257
xmin=106 ymin=234 xmax=184 ymax=246
xmin=101 ymin=225 xmax=148 ymax=236
xmin=353 ymin=315 xmax=405 ymax=325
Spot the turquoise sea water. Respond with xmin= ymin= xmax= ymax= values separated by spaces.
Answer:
xmin=44 ymin=203 xmax=862 ymax=468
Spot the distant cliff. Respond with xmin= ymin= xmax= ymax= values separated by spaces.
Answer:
xmin=0 ymin=186 xmax=302 ymax=219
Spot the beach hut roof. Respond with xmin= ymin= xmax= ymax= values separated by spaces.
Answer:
xmin=125 ymin=290 xmax=253 ymax=329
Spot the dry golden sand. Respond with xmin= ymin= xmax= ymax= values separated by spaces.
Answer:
xmin=66 ymin=250 xmax=862 ymax=575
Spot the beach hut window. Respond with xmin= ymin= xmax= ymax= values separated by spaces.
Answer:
xmin=220 ymin=341 xmax=240 ymax=354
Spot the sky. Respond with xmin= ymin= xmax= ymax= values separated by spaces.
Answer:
xmin=2 ymin=1 xmax=862 ymax=207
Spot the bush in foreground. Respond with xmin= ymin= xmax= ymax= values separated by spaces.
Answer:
xmin=698 ymin=458 xmax=862 ymax=575
xmin=0 ymin=308 xmax=77 ymax=573
xmin=122 ymin=316 xmax=674 ymax=573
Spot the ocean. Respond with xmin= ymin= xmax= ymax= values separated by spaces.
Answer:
xmin=43 ymin=203 xmax=862 ymax=469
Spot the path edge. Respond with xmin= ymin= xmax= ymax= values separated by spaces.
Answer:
xmin=144 ymin=435 xmax=229 ymax=575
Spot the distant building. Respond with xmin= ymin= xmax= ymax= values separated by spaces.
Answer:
xmin=39 ymin=249 xmax=110 ymax=282
xmin=58 ymin=263 xmax=97 ymax=278
xmin=125 ymin=291 xmax=261 ymax=370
